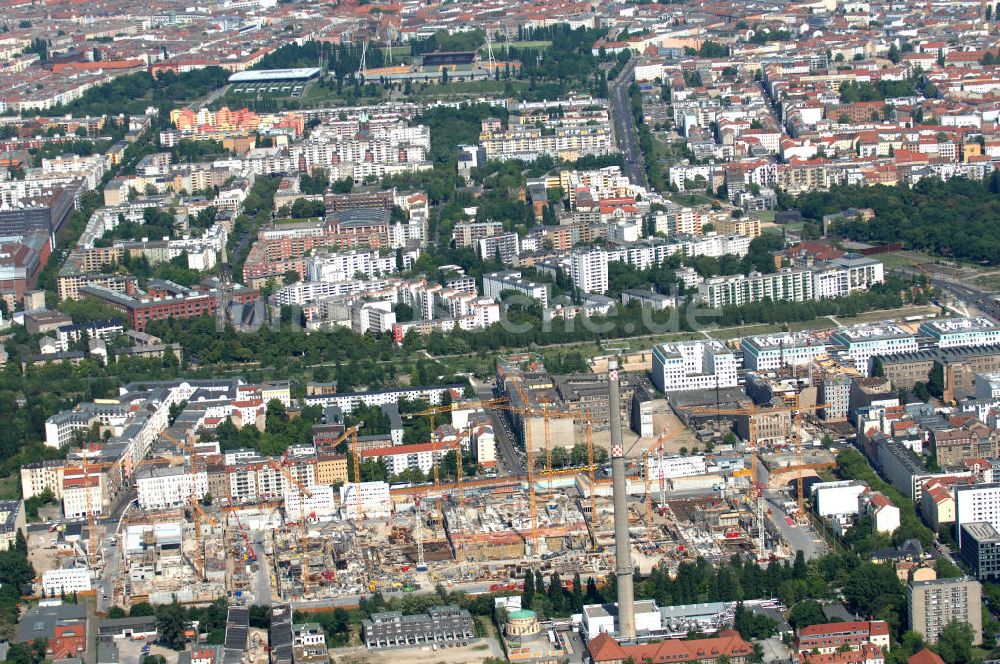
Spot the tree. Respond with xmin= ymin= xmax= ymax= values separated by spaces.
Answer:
xmin=935 ymin=558 xmax=963 ymax=579
xmin=522 ymin=569 xmax=535 ymax=609
xmin=927 ymin=362 xmax=945 ymax=399
xmin=572 ymin=573 xmax=584 ymax=613
xmin=788 ymin=600 xmax=826 ymax=629
xmin=733 ymin=602 xmax=778 ymax=640
xmin=871 ymin=356 xmax=885 ymax=378
xmin=156 ymin=602 xmax=189 ymax=650
xmin=936 ymin=620 xmax=974 ymax=664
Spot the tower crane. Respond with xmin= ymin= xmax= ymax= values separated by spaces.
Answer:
xmin=642 ymin=426 xmax=687 ymax=543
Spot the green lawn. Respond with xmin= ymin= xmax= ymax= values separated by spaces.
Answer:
xmin=412 ymin=79 xmax=527 ymax=100
xmin=0 ymin=474 xmax=19 ymax=500
xmin=877 ymin=250 xmax=940 ymax=269
xmin=667 ymin=193 xmax=714 ymax=207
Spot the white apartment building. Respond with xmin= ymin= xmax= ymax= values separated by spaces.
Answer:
xmin=741 ymin=332 xmax=830 ymax=371
xmin=480 ymin=124 xmax=613 ymax=161
xmin=812 ymin=256 xmax=885 ymax=299
xmin=482 ymin=272 xmax=550 ymax=308
xmin=284 ymin=484 xmax=337 ymax=521
xmin=651 ymin=340 xmax=739 ymax=392
xmin=352 ymin=300 xmax=396 ymax=334
xmin=645 ymin=455 xmax=707 ymax=481
xmin=361 ymin=442 xmax=458 ymax=476
xmin=41 ymin=568 xmax=92 ymax=596
xmin=303 ymin=385 xmax=457 ymax=413
xmin=136 ymin=466 xmax=208 ymax=510
xmin=570 ymin=250 xmax=609 ymax=294
xmin=920 ymin=317 xmax=1000 ymax=348
xmin=830 ymin=323 xmax=918 ymax=374
xmin=471 ymin=424 xmax=496 ymax=467
xmin=339 ymin=481 xmax=392 ymax=520
xmin=955 ymin=482 xmax=1000 ymax=546
xmin=62 ymin=475 xmax=103 ymax=519
xmin=307 ymin=250 xmax=396 ymax=283
xmin=699 ymin=268 xmax=815 ymax=309
xmin=273 ymin=277 xmax=395 ymax=306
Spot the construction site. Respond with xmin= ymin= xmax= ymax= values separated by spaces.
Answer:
xmin=80 ymin=359 xmax=833 ymax=611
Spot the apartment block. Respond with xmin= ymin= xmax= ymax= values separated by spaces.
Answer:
xmin=907 ymin=577 xmax=982 ymax=645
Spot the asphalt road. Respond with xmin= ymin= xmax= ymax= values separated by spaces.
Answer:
xmin=891 ymin=266 xmax=1000 ymax=321
xmin=756 ymin=459 xmax=828 ymax=560
xmin=474 ymin=382 xmax=527 ymax=476
xmin=610 ymin=61 xmax=648 ymax=188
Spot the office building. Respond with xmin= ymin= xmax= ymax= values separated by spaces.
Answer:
xmin=741 ymin=332 xmax=829 ymax=371
xmin=830 ymin=324 xmax=918 ymax=374
xmin=920 ymin=317 xmax=1000 ymax=349
xmin=960 ymin=521 xmax=1000 ymax=581
xmin=907 ymin=577 xmax=982 ymax=645
xmin=651 ymin=340 xmax=738 ymax=393
xmin=41 ymin=568 xmax=92 ymax=596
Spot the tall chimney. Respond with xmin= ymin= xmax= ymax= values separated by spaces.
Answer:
xmin=608 ymin=360 xmax=636 ymax=641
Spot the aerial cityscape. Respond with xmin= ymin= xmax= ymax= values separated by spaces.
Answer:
xmin=6 ymin=1 xmax=1000 ymax=664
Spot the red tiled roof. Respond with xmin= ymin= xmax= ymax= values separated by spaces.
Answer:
xmin=799 ymin=621 xmax=889 ymax=638
xmin=909 ymin=649 xmax=946 ymax=664
xmin=589 ymin=630 xmax=753 ymax=663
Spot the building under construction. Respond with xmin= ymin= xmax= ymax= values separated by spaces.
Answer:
xmin=443 ymin=491 xmax=589 ymax=561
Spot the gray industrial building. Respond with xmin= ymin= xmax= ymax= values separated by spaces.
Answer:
xmin=361 ymin=606 xmax=473 ymax=649
xmin=0 ymin=189 xmax=75 ymax=239
xmin=961 ymin=522 xmax=1000 ymax=581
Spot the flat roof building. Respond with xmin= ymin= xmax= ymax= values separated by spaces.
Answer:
xmin=960 ymin=521 xmax=1000 ymax=582
xmin=228 ymin=68 xmax=321 ymax=83
xmin=908 ymin=577 xmax=982 ymax=645
xmin=920 ymin=317 xmax=1000 ymax=349
xmin=361 ymin=606 xmax=473 ymax=649
xmin=741 ymin=332 xmax=829 ymax=371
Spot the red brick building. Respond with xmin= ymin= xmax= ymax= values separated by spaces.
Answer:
xmin=588 ymin=630 xmax=754 ymax=664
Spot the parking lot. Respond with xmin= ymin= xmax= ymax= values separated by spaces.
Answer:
xmin=118 ymin=637 xmax=180 ymax=664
